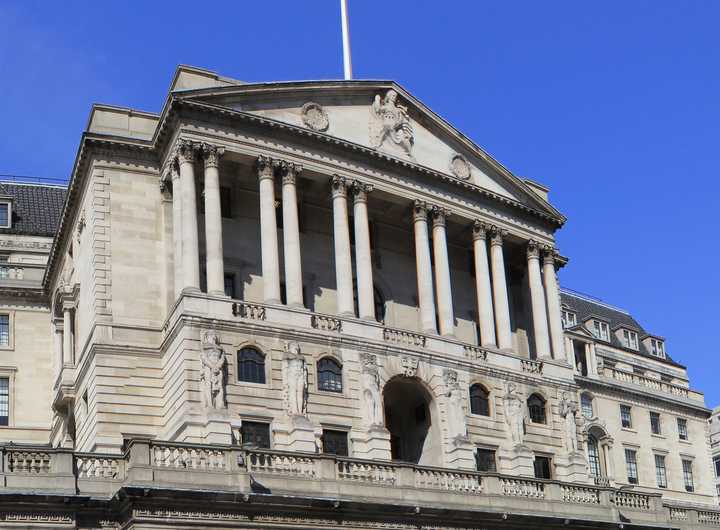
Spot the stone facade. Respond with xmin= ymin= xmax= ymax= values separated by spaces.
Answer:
xmin=711 ymin=406 xmax=720 ymax=503
xmin=0 ymin=65 xmax=717 ymax=529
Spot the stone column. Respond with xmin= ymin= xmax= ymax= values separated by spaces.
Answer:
xmin=257 ymin=156 xmax=282 ymax=303
xmin=280 ymin=162 xmax=304 ymax=307
xmin=431 ymin=206 xmax=454 ymax=336
xmin=177 ymin=140 xmax=201 ymax=291
xmin=413 ymin=201 xmax=437 ymax=334
xmin=53 ymin=320 xmax=63 ymax=375
xmin=527 ymin=241 xmax=552 ymax=358
xmin=62 ymin=306 xmax=73 ymax=365
xmin=169 ymin=163 xmax=183 ymax=298
xmin=542 ymin=247 xmax=565 ymax=360
xmin=352 ymin=181 xmax=375 ymax=320
xmin=201 ymin=143 xmax=226 ymax=296
xmin=489 ymin=227 xmax=512 ymax=349
xmin=472 ymin=221 xmax=496 ymax=347
xmin=331 ymin=176 xmax=354 ymax=316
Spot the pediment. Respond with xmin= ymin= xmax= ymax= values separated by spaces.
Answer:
xmin=170 ymin=70 xmax=562 ymax=222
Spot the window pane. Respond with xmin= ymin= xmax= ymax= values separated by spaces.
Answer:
xmin=677 ymin=418 xmax=688 ymax=441
xmin=620 ymin=405 xmax=632 ymax=429
xmin=0 ymin=204 xmax=8 ymax=227
xmin=469 ymin=384 xmax=490 ymax=416
xmin=237 ymin=348 xmax=266 ymax=384
xmin=581 ymin=394 xmax=593 ymax=419
xmin=587 ymin=436 xmax=601 ymax=477
xmin=0 ymin=314 xmax=9 ymax=346
xmin=0 ymin=377 xmax=8 ymax=426
xmin=240 ymin=421 xmax=270 ymax=448
xmin=322 ymin=429 xmax=348 ymax=456
xmin=528 ymin=395 xmax=546 ymax=424
xmin=655 ymin=455 xmax=667 ymax=488
xmin=533 ymin=456 xmax=552 ymax=479
xmin=317 ymin=358 xmax=343 ymax=393
xmin=714 ymin=456 xmax=720 ymax=478
xmin=625 ymin=449 xmax=638 ymax=484
xmin=650 ymin=412 xmax=661 ymax=435
xmin=224 ymin=274 xmax=235 ymax=298
xmin=682 ymin=459 xmax=694 ymax=492
xmin=475 ymin=449 xmax=496 ymax=472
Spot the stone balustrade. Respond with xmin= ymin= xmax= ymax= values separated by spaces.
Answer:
xmin=6 ymin=449 xmax=52 ymax=474
xmin=232 ymin=302 xmax=267 ymax=321
xmin=75 ymin=453 xmax=124 ymax=479
xmin=499 ymin=477 xmax=545 ymax=498
xmin=603 ymin=366 xmax=690 ymax=399
xmin=337 ymin=459 xmax=397 ymax=485
xmin=560 ymin=484 xmax=601 ymax=504
xmin=612 ymin=490 xmax=652 ymax=510
xmin=520 ymin=359 xmax=544 ymax=374
xmin=310 ymin=314 xmax=343 ymax=332
xmin=383 ymin=327 xmax=427 ymax=348
xmin=152 ymin=443 xmax=228 ymax=471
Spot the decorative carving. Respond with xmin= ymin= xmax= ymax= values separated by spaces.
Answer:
xmin=412 ymin=200 xmax=429 ymax=223
xmin=527 ymin=240 xmax=540 ymax=259
xmin=400 ymin=356 xmax=419 ymax=378
xmin=256 ymin=155 xmax=275 ymax=181
xmin=449 ymin=154 xmax=471 ymax=180
xmin=176 ymin=139 xmax=198 ymax=165
xmin=472 ymin=220 xmax=488 ymax=241
xmin=489 ymin=226 xmax=506 ymax=246
xmin=201 ymin=143 xmax=224 ymax=169
xmin=76 ymin=211 xmax=86 ymax=242
xmin=301 ymin=102 xmax=329 ymax=132
xmin=430 ymin=205 xmax=450 ymax=227
xmin=351 ymin=180 xmax=373 ymax=203
xmin=330 ymin=175 xmax=348 ymax=199
xmin=361 ymin=354 xmax=383 ymax=426
xmin=369 ymin=89 xmax=414 ymax=156
xmin=283 ymin=341 xmax=308 ymax=416
xmin=278 ymin=160 xmax=302 ymax=186
xmin=560 ymin=392 xmax=579 ymax=452
xmin=200 ymin=330 xmax=227 ymax=409
xmin=444 ymin=369 xmax=467 ymax=439
xmin=503 ymin=382 xmax=526 ymax=445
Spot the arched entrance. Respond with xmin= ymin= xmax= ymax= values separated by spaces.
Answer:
xmin=383 ymin=377 xmax=441 ymax=466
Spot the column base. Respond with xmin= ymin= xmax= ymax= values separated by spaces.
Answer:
xmin=273 ymin=415 xmax=318 ymax=453
xmin=203 ymin=410 xmax=232 ymax=445
xmin=554 ymin=451 xmax=590 ymax=484
xmin=350 ymin=425 xmax=391 ymax=460
xmin=498 ymin=444 xmax=535 ymax=477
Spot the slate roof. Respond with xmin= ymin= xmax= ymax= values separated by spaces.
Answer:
xmin=560 ymin=288 xmax=683 ymax=368
xmin=0 ymin=183 xmax=66 ymax=237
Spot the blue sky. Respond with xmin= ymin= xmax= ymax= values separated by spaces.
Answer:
xmin=1 ymin=1 xmax=718 ymax=405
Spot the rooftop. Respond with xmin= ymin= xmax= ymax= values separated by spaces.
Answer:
xmin=0 ymin=179 xmax=67 ymax=238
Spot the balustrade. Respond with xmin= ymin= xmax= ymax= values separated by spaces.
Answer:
xmin=337 ymin=460 xmax=397 ymax=485
xmin=245 ymin=451 xmax=317 ymax=478
xmin=152 ymin=444 xmax=227 ymax=471
xmin=75 ymin=454 xmax=124 ymax=479
xmin=560 ymin=485 xmax=600 ymax=504
xmin=604 ymin=367 xmax=689 ymax=399
xmin=414 ymin=468 xmax=482 ymax=494
xmin=670 ymin=508 xmax=689 ymax=521
xmin=311 ymin=314 xmax=342 ymax=332
xmin=499 ymin=477 xmax=545 ymax=499
xmin=6 ymin=450 xmax=51 ymax=474
xmin=698 ymin=511 xmax=720 ymax=526
xmin=612 ymin=491 xmax=651 ymax=510
xmin=463 ymin=345 xmax=488 ymax=361
xmin=383 ymin=327 xmax=426 ymax=347
xmin=232 ymin=302 xmax=266 ymax=321
xmin=521 ymin=359 xmax=543 ymax=374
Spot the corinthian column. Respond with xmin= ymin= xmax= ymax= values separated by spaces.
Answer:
xmin=331 ymin=176 xmax=355 ymax=316
xmin=169 ymin=162 xmax=183 ymax=298
xmin=472 ymin=221 xmax=496 ymax=347
xmin=543 ymin=246 xmax=565 ymax=360
xmin=352 ymin=181 xmax=375 ymax=320
xmin=280 ymin=162 xmax=304 ymax=307
xmin=431 ymin=206 xmax=454 ymax=336
xmin=489 ymin=227 xmax=512 ymax=349
xmin=413 ymin=201 xmax=437 ymax=334
xmin=527 ymin=240 xmax=551 ymax=358
xmin=202 ymin=143 xmax=225 ymax=296
xmin=177 ymin=140 xmax=200 ymax=291
xmin=257 ymin=156 xmax=281 ymax=303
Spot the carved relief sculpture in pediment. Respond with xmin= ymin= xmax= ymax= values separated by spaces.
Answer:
xmin=200 ymin=330 xmax=227 ymax=409
xmin=369 ymin=89 xmax=414 ymax=157
xmin=301 ymin=102 xmax=329 ymax=132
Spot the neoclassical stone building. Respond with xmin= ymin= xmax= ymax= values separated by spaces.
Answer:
xmin=0 ymin=65 xmax=718 ymax=529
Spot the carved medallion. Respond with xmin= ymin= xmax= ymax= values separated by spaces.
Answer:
xmin=301 ymin=102 xmax=329 ymax=132
xmin=401 ymin=356 xmax=419 ymax=378
xmin=449 ymin=154 xmax=471 ymax=180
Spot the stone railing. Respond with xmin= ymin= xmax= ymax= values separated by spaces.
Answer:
xmin=245 ymin=450 xmax=317 ymax=478
xmin=0 ymin=265 xmax=25 ymax=281
xmin=670 ymin=507 xmax=689 ymax=521
xmin=5 ymin=449 xmax=52 ymax=474
xmin=311 ymin=314 xmax=342 ymax=332
xmin=383 ymin=327 xmax=426 ymax=348
xmin=232 ymin=302 xmax=266 ymax=321
xmin=698 ymin=511 xmax=720 ymax=526
xmin=521 ymin=359 xmax=544 ymax=374
xmin=463 ymin=345 xmax=488 ymax=361
xmin=611 ymin=490 xmax=651 ymax=510
xmin=152 ymin=443 xmax=228 ymax=471
xmin=414 ymin=468 xmax=482 ymax=494
xmin=603 ymin=367 xmax=690 ymax=399
xmin=499 ymin=477 xmax=545 ymax=499
xmin=337 ymin=459 xmax=397 ymax=485
xmin=75 ymin=454 xmax=125 ymax=479
xmin=593 ymin=475 xmax=611 ymax=487
xmin=560 ymin=484 xmax=601 ymax=504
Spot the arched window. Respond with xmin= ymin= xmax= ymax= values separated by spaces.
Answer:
xmin=469 ymin=384 xmax=490 ymax=416
xmin=581 ymin=393 xmax=594 ymax=419
xmin=527 ymin=394 xmax=546 ymax=424
xmin=237 ymin=347 xmax=266 ymax=384
xmin=374 ymin=286 xmax=386 ymax=323
xmin=317 ymin=357 xmax=343 ymax=393
xmin=587 ymin=434 xmax=601 ymax=477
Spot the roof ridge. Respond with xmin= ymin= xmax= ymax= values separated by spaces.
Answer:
xmin=560 ymin=287 xmax=631 ymax=315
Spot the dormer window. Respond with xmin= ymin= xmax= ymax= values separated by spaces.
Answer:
xmin=561 ymin=310 xmax=577 ymax=328
xmin=0 ymin=201 xmax=11 ymax=228
xmin=650 ymin=338 xmax=665 ymax=358
xmin=592 ymin=320 xmax=610 ymax=341
xmin=622 ymin=329 xmax=639 ymax=350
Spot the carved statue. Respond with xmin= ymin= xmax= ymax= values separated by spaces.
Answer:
xmin=560 ymin=392 xmax=579 ymax=452
xmin=284 ymin=341 xmax=308 ymax=416
xmin=444 ymin=370 xmax=467 ymax=440
xmin=200 ymin=330 xmax=227 ymax=409
xmin=503 ymin=382 xmax=526 ymax=445
xmin=369 ymin=89 xmax=414 ymax=156
xmin=361 ymin=354 xmax=383 ymax=426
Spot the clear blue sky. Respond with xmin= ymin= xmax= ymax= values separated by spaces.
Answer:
xmin=1 ymin=1 xmax=718 ymax=406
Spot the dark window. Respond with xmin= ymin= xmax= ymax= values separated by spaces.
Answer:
xmin=625 ymin=448 xmax=638 ymax=484
xmin=475 ymin=448 xmax=496 ymax=472
xmin=713 ymin=456 xmax=720 ymax=478
xmin=321 ymin=429 xmax=348 ymax=456
xmin=237 ymin=347 xmax=266 ymax=384
xmin=620 ymin=405 xmax=633 ymax=429
xmin=0 ymin=377 xmax=8 ymax=426
xmin=0 ymin=314 xmax=9 ymax=346
xmin=240 ymin=421 xmax=270 ymax=448
xmin=677 ymin=418 xmax=688 ymax=441
xmin=0 ymin=203 xmax=8 ymax=227
xmin=469 ymin=384 xmax=490 ymax=416
xmin=534 ymin=456 xmax=552 ymax=479
xmin=317 ymin=358 xmax=342 ymax=393
xmin=224 ymin=274 xmax=235 ymax=298
xmin=220 ymin=186 xmax=232 ymax=218
xmin=682 ymin=459 xmax=694 ymax=492
xmin=650 ymin=411 xmax=662 ymax=435
xmin=527 ymin=394 xmax=546 ymax=424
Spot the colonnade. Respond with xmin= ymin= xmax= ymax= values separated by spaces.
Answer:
xmin=166 ymin=140 xmax=565 ymax=359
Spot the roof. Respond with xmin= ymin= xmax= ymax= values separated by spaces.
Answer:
xmin=560 ymin=288 xmax=683 ymax=368
xmin=0 ymin=182 xmax=67 ymax=237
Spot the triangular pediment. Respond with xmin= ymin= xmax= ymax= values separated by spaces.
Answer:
xmin=168 ymin=66 xmax=563 ymax=222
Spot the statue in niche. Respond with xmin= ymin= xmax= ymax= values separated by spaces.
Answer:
xmin=200 ymin=330 xmax=227 ymax=409
xmin=369 ymin=89 xmax=414 ymax=156
xmin=503 ymin=382 xmax=526 ymax=445
xmin=444 ymin=370 xmax=467 ymax=440
xmin=361 ymin=354 xmax=383 ymax=427
xmin=560 ymin=392 xmax=579 ymax=452
xmin=284 ymin=341 xmax=308 ymax=416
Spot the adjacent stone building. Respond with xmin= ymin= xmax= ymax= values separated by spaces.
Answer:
xmin=0 ymin=65 xmax=718 ymax=529
xmin=710 ymin=407 xmax=720 ymax=503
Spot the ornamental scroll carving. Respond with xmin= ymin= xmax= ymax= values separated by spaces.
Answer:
xmin=369 ymin=89 xmax=414 ymax=156
xmin=200 ymin=330 xmax=227 ymax=409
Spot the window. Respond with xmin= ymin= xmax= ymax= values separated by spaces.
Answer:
xmin=0 ymin=314 xmax=9 ymax=346
xmin=220 ymin=186 xmax=232 ymax=218
xmin=581 ymin=393 xmax=594 ymax=419
xmin=714 ymin=456 xmax=720 ymax=478
xmin=317 ymin=358 xmax=343 ymax=393
xmin=0 ymin=202 xmax=10 ymax=228
xmin=592 ymin=320 xmax=610 ymax=341
xmin=654 ymin=455 xmax=667 ymax=488
xmin=0 ymin=377 xmax=8 ymax=426
xmin=475 ymin=448 xmax=497 ymax=472
xmin=620 ymin=404 xmax=633 ymax=429
xmin=587 ymin=435 xmax=601 ymax=477
xmin=625 ymin=448 xmax=639 ymax=484
xmin=677 ymin=418 xmax=689 ymax=441
xmin=527 ymin=394 xmax=546 ymax=424
xmin=237 ymin=347 xmax=266 ymax=384
xmin=650 ymin=338 xmax=665 ymax=358
xmin=682 ymin=459 xmax=694 ymax=492
xmin=650 ymin=411 xmax=662 ymax=435
xmin=622 ymin=329 xmax=639 ymax=350
xmin=534 ymin=456 xmax=552 ymax=479
xmin=469 ymin=384 xmax=490 ymax=416
xmin=562 ymin=310 xmax=577 ymax=329
xmin=224 ymin=273 xmax=235 ymax=298
xmin=321 ymin=429 xmax=348 ymax=456
xmin=240 ymin=421 xmax=270 ymax=449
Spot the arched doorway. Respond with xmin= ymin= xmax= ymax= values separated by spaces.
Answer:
xmin=383 ymin=377 xmax=441 ymax=466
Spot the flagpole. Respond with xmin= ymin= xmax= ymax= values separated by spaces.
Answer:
xmin=340 ymin=0 xmax=353 ymax=80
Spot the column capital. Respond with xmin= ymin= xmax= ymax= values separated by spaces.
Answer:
xmin=176 ymin=139 xmax=199 ymax=165
xmin=256 ymin=155 xmax=276 ymax=181
xmin=430 ymin=205 xmax=450 ymax=228
xmin=412 ymin=200 xmax=429 ymax=222
xmin=278 ymin=160 xmax=303 ymax=185
xmin=472 ymin=220 xmax=489 ymax=241
xmin=351 ymin=180 xmax=373 ymax=203
xmin=202 ymin=143 xmax=225 ymax=169
xmin=527 ymin=239 xmax=541 ymax=260
xmin=542 ymin=245 xmax=560 ymax=267
xmin=489 ymin=225 xmax=507 ymax=246
xmin=331 ymin=175 xmax=348 ymax=198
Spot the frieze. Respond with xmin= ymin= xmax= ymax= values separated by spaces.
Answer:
xmin=0 ymin=238 xmax=53 ymax=251
xmin=2 ymin=512 xmax=74 ymax=523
